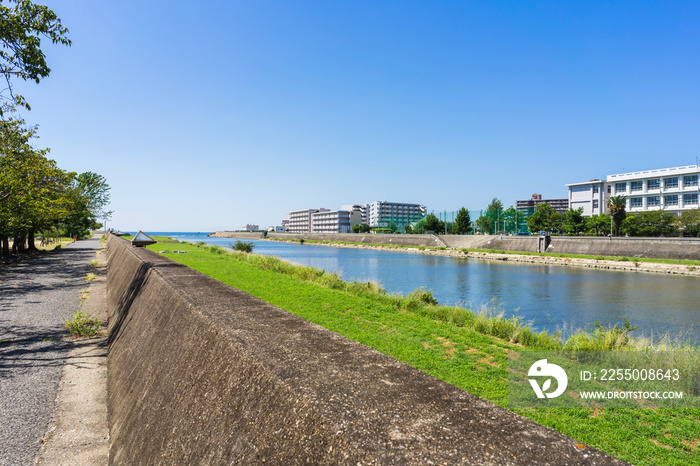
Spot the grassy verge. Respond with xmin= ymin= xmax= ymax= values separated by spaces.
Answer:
xmin=147 ymin=242 xmax=699 ymax=465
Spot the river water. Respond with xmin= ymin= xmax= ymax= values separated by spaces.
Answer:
xmin=152 ymin=232 xmax=699 ymax=343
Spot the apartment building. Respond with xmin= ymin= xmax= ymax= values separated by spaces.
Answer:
xmin=311 ymin=209 xmax=362 ymax=233
xmin=241 ymin=224 xmax=259 ymax=232
xmin=516 ymin=193 xmax=569 ymax=216
xmin=567 ymin=165 xmax=700 ymax=216
xmin=286 ymin=209 xmax=329 ymax=233
xmin=341 ymin=204 xmax=369 ymax=225
xmin=368 ymin=201 xmax=426 ymax=228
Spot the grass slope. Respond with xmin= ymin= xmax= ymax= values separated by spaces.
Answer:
xmin=146 ymin=241 xmax=699 ymax=466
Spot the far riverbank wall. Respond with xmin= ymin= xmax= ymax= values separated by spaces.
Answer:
xmin=105 ymin=235 xmax=625 ymax=464
xmin=210 ymin=232 xmax=700 ymax=261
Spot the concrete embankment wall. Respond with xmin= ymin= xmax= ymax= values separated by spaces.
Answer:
xmin=105 ymin=235 xmax=623 ymax=465
xmin=211 ymin=231 xmax=700 ymax=260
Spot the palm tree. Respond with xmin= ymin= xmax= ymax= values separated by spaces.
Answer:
xmin=607 ymin=195 xmax=627 ymax=236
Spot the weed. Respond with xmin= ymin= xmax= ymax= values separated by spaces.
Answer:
xmin=42 ymin=337 xmax=55 ymax=341
xmin=64 ymin=312 xmax=101 ymax=337
xmin=0 ymin=339 xmax=13 ymax=345
xmin=85 ymin=272 xmax=96 ymax=282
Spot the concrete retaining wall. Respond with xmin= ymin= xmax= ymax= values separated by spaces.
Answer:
xmin=106 ymin=235 xmax=625 ymax=464
xmin=211 ymin=231 xmax=700 ymax=260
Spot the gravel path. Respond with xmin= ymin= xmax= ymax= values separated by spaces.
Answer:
xmin=0 ymin=238 xmax=99 ymax=466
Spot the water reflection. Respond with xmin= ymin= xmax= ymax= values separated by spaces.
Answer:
xmin=171 ymin=234 xmax=699 ymax=342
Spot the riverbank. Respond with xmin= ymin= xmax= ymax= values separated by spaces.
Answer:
xmin=268 ymin=238 xmax=700 ymax=277
xmin=147 ymin=240 xmax=698 ymax=466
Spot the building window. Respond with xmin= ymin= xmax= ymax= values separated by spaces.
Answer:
xmin=665 ymin=177 xmax=679 ymax=189
xmin=647 ymin=196 xmax=660 ymax=207
xmin=683 ymin=175 xmax=698 ymax=187
xmin=684 ymin=193 xmax=699 ymax=206
xmin=615 ymin=182 xmax=627 ymax=193
xmin=630 ymin=197 xmax=643 ymax=208
xmin=665 ymin=194 xmax=679 ymax=206
xmin=592 ymin=200 xmax=599 ymax=209
xmin=607 ymin=185 xmax=612 ymax=194
xmin=647 ymin=179 xmax=660 ymax=190
xmin=630 ymin=181 xmax=643 ymax=192
xmin=593 ymin=185 xmax=599 ymax=194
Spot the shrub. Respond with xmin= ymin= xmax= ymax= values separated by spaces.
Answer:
xmin=230 ymin=240 xmax=255 ymax=253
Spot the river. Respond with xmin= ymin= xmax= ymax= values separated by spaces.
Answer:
xmin=148 ymin=232 xmax=699 ymax=343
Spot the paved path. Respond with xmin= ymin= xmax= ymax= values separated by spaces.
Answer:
xmin=0 ymin=238 xmax=99 ymax=466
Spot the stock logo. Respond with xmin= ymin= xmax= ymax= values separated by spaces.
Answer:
xmin=528 ymin=359 xmax=568 ymax=399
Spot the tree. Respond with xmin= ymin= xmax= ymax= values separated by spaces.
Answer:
xmin=0 ymin=118 xmax=74 ymax=252
xmin=404 ymin=224 xmax=413 ymax=234
xmin=454 ymin=207 xmax=471 ymax=234
xmin=562 ymin=208 xmax=585 ymax=235
xmin=607 ymin=195 xmax=627 ymax=236
xmin=622 ymin=211 xmax=677 ymax=237
xmin=0 ymin=0 xmax=71 ymax=114
xmin=585 ymin=214 xmax=611 ymax=236
xmin=75 ymin=171 xmax=112 ymax=224
xmin=677 ymin=208 xmax=700 ymax=237
xmin=422 ymin=213 xmax=445 ymax=234
xmin=527 ymin=202 xmax=556 ymax=234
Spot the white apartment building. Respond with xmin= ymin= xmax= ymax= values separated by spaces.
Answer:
xmin=368 ymin=201 xmax=426 ymax=228
xmin=286 ymin=209 xmax=329 ymax=233
xmin=242 ymin=224 xmax=259 ymax=231
xmin=311 ymin=210 xmax=362 ymax=233
xmin=567 ymin=165 xmax=700 ymax=216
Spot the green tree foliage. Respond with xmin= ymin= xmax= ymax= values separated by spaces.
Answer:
xmin=422 ymin=213 xmax=445 ymax=234
xmin=0 ymin=0 xmax=71 ymax=113
xmin=476 ymin=214 xmax=492 ymax=234
xmin=562 ymin=207 xmax=586 ymax=235
xmin=677 ymin=208 xmax=700 ymax=237
xmin=526 ymin=202 xmax=560 ymax=234
xmin=454 ymin=207 xmax=471 ymax=234
xmin=0 ymin=118 xmax=73 ymax=252
xmin=607 ymin=195 xmax=627 ymax=236
xmin=621 ymin=211 xmax=678 ymax=237
xmin=0 ymin=119 xmax=110 ymax=253
xmin=351 ymin=223 xmax=371 ymax=233
xmin=585 ymin=214 xmax=611 ymax=236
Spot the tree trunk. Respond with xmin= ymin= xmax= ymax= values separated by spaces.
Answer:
xmin=13 ymin=234 xmax=26 ymax=253
xmin=27 ymin=230 xmax=38 ymax=251
xmin=1 ymin=236 xmax=9 ymax=256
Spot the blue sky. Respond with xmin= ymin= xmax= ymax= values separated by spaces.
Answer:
xmin=13 ymin=0 xmax=700 ymax=231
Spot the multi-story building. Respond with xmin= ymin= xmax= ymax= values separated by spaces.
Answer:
xmin=368 ymin=201 xmax=426 ymax=229
xmin=566 ymin=180 xmax=608 ymax=217
xmin=515 ymin=193 xmax=569 ymax=216
xmin=341 ymin=204 xmax=369 ymax=225
xmin=567 ymin=165 xmax=700 ymax=216
xmin=311 ymin=210 xmax=362 ymax=233
xmin=241 ymin=224 xmax=259 ymax=232
xmin=286 ymin=209 xmax=329 ymax=233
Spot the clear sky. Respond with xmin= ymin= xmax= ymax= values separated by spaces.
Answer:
xmin=12 ymin=0 xmax=700 ymax=231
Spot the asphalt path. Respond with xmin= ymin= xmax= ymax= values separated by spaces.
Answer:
xmin=0 ymin=237 xmax=99 ymax=466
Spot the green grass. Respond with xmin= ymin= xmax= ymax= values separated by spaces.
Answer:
xmin=147 ymin=242 xmax=700 ymax=465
